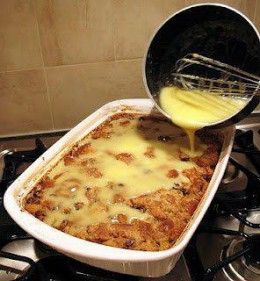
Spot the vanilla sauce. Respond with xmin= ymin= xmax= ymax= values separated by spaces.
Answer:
xmin=160 ymin=86 xmax=248 ymax=151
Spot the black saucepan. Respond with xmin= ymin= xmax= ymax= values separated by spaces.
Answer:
xmin=143 ymin=3 xmax=260 ymax=128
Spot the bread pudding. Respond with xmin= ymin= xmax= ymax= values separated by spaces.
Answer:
xmin=24 ymin=113 xmax=221 ymax=251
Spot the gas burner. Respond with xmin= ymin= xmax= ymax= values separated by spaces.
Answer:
xmin=218 ymin=126 xmax=259 ymax=194
xmin=185 ymin=226 xmax=260 ymax=281
xmin=34 ymin=240 xmax=57 ymax=256
xmin=0 ymin=239 xmax=36 ymax=280
xmin=0 ymin=149 xmax=13 ymax=181
xmin=233 ymin=128 xmax=260 ymax=175
xmin=221 ymin=162 xmax=239 ymax=184
xmin=0 ymin=253 xmax=139 ymax=281
xmin=20 ymin=255 xmax=139 ymax=281
xmin=209 ymin=157 xmax=260 ymax=227
xmin=244 ymin=235 xmax=260 ymax=268
xmin=0 ymin=139 xmax=46 ymax=196
xmin=221 ymin=236 xmax=260 ymax=281
xmin=219 ymin=162 xmax=248 ymax=193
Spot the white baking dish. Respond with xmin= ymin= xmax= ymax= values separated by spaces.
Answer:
xmin=4 ymin=99 xmax=235 ymax=277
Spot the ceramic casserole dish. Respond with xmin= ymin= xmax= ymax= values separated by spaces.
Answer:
xmin=4 ymin=99 xmax=235 ymax=277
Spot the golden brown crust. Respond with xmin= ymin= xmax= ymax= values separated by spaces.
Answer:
xmin=113 ymin=193 xmax=126 ymax=203
xmin=144 ymin=146 xmax=155 ymax=158
xmin=119 ymin=120 xmax=131 ymax=127
xmin=91 ymin=120 xmax=113 ymax=139
xmin=85 ymin=187 xmax=99 ymax=203
xmin=167 ymin=169 xmax=179 ymax=178
xmin=24 ymin=113 xmax=221 ymax=252
xmin=115 ymin=153 xmax=134 ymax=165
xmin=64 ymin=143 xmax=94 ymax=166
xmin=193 ymin=147 xmax=219 ymax=167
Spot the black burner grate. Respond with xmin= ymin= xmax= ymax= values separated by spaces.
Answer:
xmin=0 ymin=128 xmax=260 ymax=281
xmin=234 ymin=129 xmax=260 ymax=174
xmin=209 ymin=157 xmax=260 ymax=228
xmin=0 ymin=138 xmax=46 ymax=197
xmin=185 ymin=228 xmax=260 ymax=281
xmin=17 ymin=255 xmax=138 ymax=281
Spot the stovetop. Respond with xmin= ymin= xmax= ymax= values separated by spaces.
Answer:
xmin=0 ymin=115 xmax=259 ymax=281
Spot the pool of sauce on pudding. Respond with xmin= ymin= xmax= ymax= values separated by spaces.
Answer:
xmin=159 ymin=86 xmax=248 ymax=151
xmin=26 ymin=115 xmax=207 ymax=229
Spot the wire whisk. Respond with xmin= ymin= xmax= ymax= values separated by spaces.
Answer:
xmin=172 ymin=53 xmax=260 ymax=98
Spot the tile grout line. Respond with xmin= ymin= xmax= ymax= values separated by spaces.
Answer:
xmin=44 ymin=58 xmax=143 ymax=69
xmin=32 ymin=0 xmax=55 ymax=131
xmin=253 ymin=0 xmax=258 ymax=26
xmin=0 ymin=67 xmax=44 ymax=74
xmin=112 ymin=0 xmax=117 ymax=62
xmin=43 ymin=69 xmax=55 ymax=129
xmin=0 ymin=57 xmax=143 ymax=75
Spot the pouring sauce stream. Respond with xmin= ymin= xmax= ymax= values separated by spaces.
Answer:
xmin=160 ymin=86 xmax=248 ymax=151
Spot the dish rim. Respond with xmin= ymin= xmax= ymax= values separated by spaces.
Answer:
xmin=4 ymin=98 xmax=235 ymax=262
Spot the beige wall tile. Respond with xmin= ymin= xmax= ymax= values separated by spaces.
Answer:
xmin=240 ymin=0 xmax=257 ymax=20
xmin=254 ymin=0 xmax=260 ymax=30
xmin=114 ymin=0 xmax=257 ymax=60
xmin=0 ymin=0 xmax=42 ymax=71
xmin=114 ymin=0 xmax=186 ymax=60
xmin=0 ymin=70 xmax=53 ymax=136
xmin=35 ymin=0 xmax=114 ymax=66
xmin=185 ymin=0 xmax=241 ymax=9
xmin=46 ymin=59 xmax=146 ymax=129
xmin=185 ymin=0 xmax=256 ymax=20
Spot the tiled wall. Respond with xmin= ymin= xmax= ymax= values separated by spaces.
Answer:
xmin=0 ymin=0 xmax=259 ymax=136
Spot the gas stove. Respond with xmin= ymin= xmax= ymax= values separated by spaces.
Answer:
xmin=0 ymin=116 xmax=259 ymax=281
